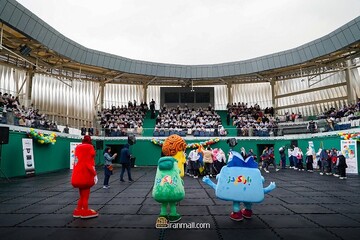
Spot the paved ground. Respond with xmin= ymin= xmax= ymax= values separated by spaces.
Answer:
xmin=0 ymin=166 xmax=360 ymax=240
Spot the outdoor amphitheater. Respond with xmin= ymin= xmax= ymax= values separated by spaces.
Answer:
xmin=0 ymin=1 xmax=360 ymax=240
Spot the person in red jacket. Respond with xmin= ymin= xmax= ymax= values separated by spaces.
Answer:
xmin=71 ymin=135 xmax=98 ymax=218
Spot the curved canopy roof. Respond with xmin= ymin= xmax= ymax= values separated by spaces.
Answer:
xmin=0 ymin=0 xmax=360 ymax=86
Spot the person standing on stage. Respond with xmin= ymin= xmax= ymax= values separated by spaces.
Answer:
xmin=103 ymin=147 xmax=117 ymax=188
xmin=120 ymin=144 xmax=134 ymax=182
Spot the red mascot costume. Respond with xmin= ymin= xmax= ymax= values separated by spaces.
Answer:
xmin=71 ymin=135 xmax=98 ymax=218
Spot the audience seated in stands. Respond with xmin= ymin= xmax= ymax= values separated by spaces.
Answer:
xmin=98 ymin=102 xmax=146 ymax=137
xmin=307 ymin=120 xmax=318 ymax=133
xmin=2 ymin=91 xmax=359 ymax=137
xmin=227 ymin=102 xmax=278 ymax=137
xmin=317 ymin=100 xmax=360 ymax=121
xmin=153 ymin=105 xmax=226 ymax=136
xmin=1 ymin=92 xmax=59 ymax=132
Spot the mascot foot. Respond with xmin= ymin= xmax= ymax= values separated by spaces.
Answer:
xmin=241 ymin=209 xmax=253 ymax=219
xmin=230 ymin=211 xmax=243 ymax=221
xmin=169 ymin=214 xmax=182 ymax=223
xmin=81 ymin=209 xmax=99 ymax=219
xmin=73 ymin=208 xmax=83 ymax=218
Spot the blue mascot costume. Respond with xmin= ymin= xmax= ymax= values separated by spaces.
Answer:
xmin=203 ymin=139 xmax=276 ymax=221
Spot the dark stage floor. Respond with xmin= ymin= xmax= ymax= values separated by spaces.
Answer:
xmin=0 ymin=167 xmax=360 ymax=240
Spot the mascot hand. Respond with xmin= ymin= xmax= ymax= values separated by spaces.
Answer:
xmin=264 ymin=181 xmax=276 ymax=194
xmin=202 ymin=176 xmax=217 ymax=190
xmin=203 ymin=176 xmax=214 ymax=185
xmin=94 ymin=175 xmax=98 ymax=185
xmin=202 ymin=176 xmax=211 ymax=183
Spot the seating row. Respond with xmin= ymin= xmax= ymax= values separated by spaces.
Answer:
xmin=153 ymin=130 xmax=186 ymax=137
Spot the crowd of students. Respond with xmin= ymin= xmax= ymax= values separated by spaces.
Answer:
xmin=0 ymin=92 xmax=59 ymax=131
xmin=227 ymin=102 xmax=278 ymax=137
xmin=154 ymin=105 xmax=227 ymax=136
xmin=317 ymin=100 xmax=360 ymax=121
xmin=2 ymin=89 xmax=359 ymax=139
xmin=98 ymin=102 xmax=147 ymax=137
xmin=181 ymin=143 xmax=349 ymax=180
xmin=286 ymin=146 xmax=348 ymax=179
xmin=258 ymin=145 xmax=348 ymax=179
xmin=185 ymin=147 xmax=227 ymax=178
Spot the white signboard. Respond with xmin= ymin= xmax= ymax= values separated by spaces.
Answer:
xmin=340 ymin=140 xmax=358 ymax=174
xmin=22 ymin=138 xmax=35 ymax=174
xmin=70 ymin=142 xmax=81 ymax=169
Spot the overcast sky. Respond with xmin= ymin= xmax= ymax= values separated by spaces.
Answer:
xmin=16 ymin=0 xmax=360 ymax=65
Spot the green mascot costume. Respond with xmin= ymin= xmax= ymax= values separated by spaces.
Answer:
xmin=152 ymin=134 xmax=187 ymax=222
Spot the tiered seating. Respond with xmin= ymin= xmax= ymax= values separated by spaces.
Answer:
xmin=153 ymin=105 xmax=226 ymax=136
xmin=98 ymin=104 xmax=147 ymax=137
xmin=154 ymin=129 xmax=187 ymax=137
xmin=1 ymin=92 xmax=59 ymax=131
xmin=228 ymin=102 xmax=277 ymax=137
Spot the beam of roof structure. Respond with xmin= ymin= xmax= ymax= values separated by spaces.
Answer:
xmin=0 ymin=0 xmax=359 ymax=86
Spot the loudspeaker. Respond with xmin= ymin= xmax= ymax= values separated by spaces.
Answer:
xmin=128 ymin=134 xmax=136 ymax=145
xmin=0 ymin=126 xmax=9 ymax=144
xmin=96 ymin=140 xmax=103 ymax=150
xmin=290 ymin=140 xmax=298 ymax=148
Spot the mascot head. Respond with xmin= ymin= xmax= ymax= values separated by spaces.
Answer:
xmin=227 ymin=151 xmax=258 ymax=168
xmin=216 ymin=150 xmax=265 ymax=202
xmin=82 ymin=135 xmax=92 ymax=144
xmin=162 ymin=134 xmax=186 ymax=162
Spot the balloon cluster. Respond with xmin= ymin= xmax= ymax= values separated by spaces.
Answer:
xmin=151 ymin=137 xmax=220 ymax=149
xmin=27 ymin=128 xmax=57 ymax=144
xmin=339 ymin=132 xmax=359 ymax=141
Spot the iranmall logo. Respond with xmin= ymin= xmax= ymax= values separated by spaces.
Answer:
xmin=155 ymin=217 xmax=211 ymax=229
